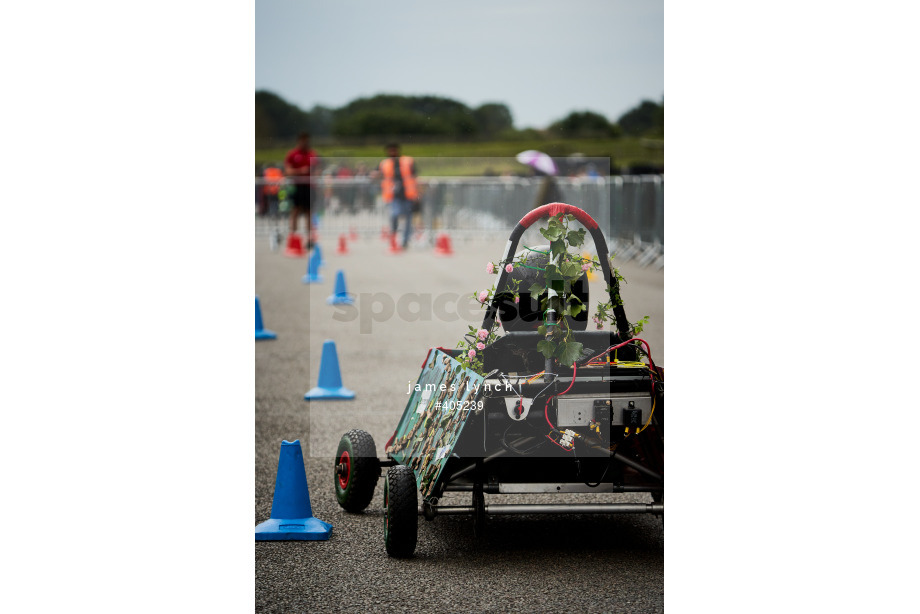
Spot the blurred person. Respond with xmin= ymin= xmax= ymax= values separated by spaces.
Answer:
xmin=262 ymin=164 xmax=284 ymax=217
xmin=284 ymin=132 xmax=320 ymax=246
xmin=373 ymin=143 xmax=418 ymax=249
xmin=533 ymin=168 xmax=564 ymax=209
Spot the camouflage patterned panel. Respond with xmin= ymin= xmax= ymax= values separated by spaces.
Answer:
xmin=386 ymin=349 xmax=486 ymax=498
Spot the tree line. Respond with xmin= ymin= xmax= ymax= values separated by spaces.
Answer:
xmin=255 ymin=90 xmax=663 ymax=142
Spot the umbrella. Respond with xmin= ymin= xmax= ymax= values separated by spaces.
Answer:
xmin=516 ymin=150 xmax=557 ymax=176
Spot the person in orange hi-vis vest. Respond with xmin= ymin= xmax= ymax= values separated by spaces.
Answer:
xmin=373 ymin=142 xmax=418 ymax=249
xmin=262 ymin=165 xmax=283 ymax=217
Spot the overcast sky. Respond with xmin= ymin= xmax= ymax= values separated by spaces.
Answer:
xmin=255 ymin=0 xmax=663 ymax=129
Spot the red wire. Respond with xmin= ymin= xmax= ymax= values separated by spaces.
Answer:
xmin=561 ymin=361 xmax=578 ymax=396
xmin=544 ymin=396 xmax=556 ymax=430
xmin=546 ymin=433 xmax=574 ymax=451
xmin=544 ymin=362 xmax=577 ymax=430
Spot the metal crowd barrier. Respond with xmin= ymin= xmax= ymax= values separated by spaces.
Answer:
xmin=255 ymin=175 xmax=663 ymax=268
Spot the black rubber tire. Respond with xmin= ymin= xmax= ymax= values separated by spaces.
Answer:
xmin=472 ymin=483 xmax=486 ymax=538
xmin=334 ymin=429 xmax=380 ymax=513
xmin=384 ymin=465 xmax=418 ymax=558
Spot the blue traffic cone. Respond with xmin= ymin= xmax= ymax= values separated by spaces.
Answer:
xmin=255 ymin=296 xmax=276 ymax=340
xmin=313 ymin=244 xmax=324 ymax=268
xmin=304 ymin=340 xmax=355 ymax=400
xmin=326 ymin=270 xmax=355 ymax=305
xmin=302 ymin=250 xmax=322 ymax=284
xmin=255 ymin=440 xmax=332 ymax=541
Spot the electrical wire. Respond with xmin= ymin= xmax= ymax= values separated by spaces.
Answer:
xmin=636 ymin=393 xmax=657 ymax=435
xmin=495 ymin=334 xmax=663 ymax=453
xmin=585 ymin=359 xmax=646 ymax=368
xmin=491 ymin=370 xmax=549 ymax=383
xmin=545 ymin=432 xmax=575 ymax=452
xmin=580 ymin=338 xmax=662 ymax=403
xmin=582 ymin=338 xmax=654 ymax=366
xmin=498 ymin=372 xmax=521 ymax=398
xmin=506 ymin=371 xmax=547 ymax=381
xmin=584 ymin=461 xmax=611 ymax=488
xmin=531 ymin=372 xmax=559 ymax=400
xmin=577 ymin=336 xmax=664 ymax=443
xmin=544 ymin=362 xmax=577 ymax=431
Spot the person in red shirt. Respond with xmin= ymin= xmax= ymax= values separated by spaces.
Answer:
xmin=284 ymin=132 xmax=321 ymax=245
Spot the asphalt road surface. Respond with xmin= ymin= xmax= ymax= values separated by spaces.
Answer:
xmin=255 ymin=226 xmax=664 ymax=613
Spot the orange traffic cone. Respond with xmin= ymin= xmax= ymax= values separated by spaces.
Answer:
xmin=337 ymin=234 xmax=349 ymax=255
xmin=434 ymin=233 xmax=453 ymax=256
xmin=284 ymin=234 xmax=306 ymax=258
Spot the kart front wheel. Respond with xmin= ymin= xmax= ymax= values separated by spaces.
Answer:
xmin=384 ymin=465 xmax=418 ymax=558
xmin=334 ymin=429 xmax=379 ymax=512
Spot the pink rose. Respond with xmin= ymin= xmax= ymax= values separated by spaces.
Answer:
xmin=476 ymin=342 xmax=485 ymax=351
xmin=468 ymin=349 xmax=476 ymax=358
xmin=582 ymin=263 xmax=591 ymax=272
xmin=486 ymin=262 xmax=495 ymax=274
xmin=505 ymin=264 xmax=514 ymax=273
xmin=477 ymin=328 xmax=489 ymax=340
xmin=514 ymin=295 xmax=520 ymax=304
xmin=478 ymin=290 xmax=489 ymax=303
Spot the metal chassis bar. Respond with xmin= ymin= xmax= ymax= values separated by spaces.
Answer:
xmin=426 ymin=502 xmax=663 ymax=516
xmin=443 ymin=483 xmax=661 ymax=494
xmin=446 ymin=447 xmax=662 ymax=485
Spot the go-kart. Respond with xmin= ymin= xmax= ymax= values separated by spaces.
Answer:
xmin=333 ymin=203 xmax=663 ymax=557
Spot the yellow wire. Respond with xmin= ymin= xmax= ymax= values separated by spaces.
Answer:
xmin=636 ymin=393 xmax=657 ymax=435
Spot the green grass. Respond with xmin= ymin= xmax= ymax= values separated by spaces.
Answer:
xmin=255 ymin=136 xmax=663 ymax=175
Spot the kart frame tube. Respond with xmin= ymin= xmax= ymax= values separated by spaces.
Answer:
xmin=424 ymin=502 xmax=664 ymax=517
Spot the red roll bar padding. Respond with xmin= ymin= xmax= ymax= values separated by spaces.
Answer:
xmin=519 ymin=203 xmax=599 ymax=230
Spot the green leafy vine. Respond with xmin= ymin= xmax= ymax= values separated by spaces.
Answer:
xmin=457 ymin=213 xmax=649 ymax=375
